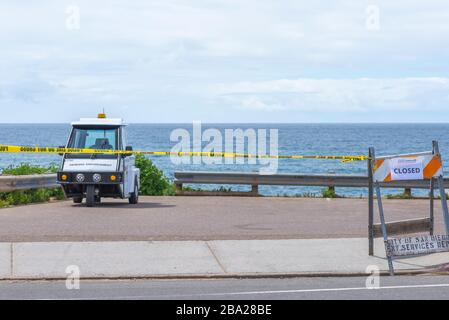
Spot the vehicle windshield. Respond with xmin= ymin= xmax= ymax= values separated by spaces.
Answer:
xmin=66 ymin=127 xmax=120 ymax=159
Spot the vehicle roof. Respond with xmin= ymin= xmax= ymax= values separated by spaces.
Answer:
xmin=71 ymin=118 xmax=127 ymax=126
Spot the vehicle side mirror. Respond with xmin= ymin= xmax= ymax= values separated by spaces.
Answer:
xmin=125 ymin=146 xmax=133 ymax=156
xmin=58 ymin=146 xmax=65 ymax=156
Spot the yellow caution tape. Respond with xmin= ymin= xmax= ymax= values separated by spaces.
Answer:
xmin=0 ymin=144 xmax=370 ymax=162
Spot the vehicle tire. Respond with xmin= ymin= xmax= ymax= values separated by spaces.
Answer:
xmin=129 ymin=179 xmax=139 ymax=204
xmin=86 ymin=185 xmax=95 ymax=207
xmin=73 ymin=197 xmax=83 ymax=204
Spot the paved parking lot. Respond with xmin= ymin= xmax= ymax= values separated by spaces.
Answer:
xmin=0 ymin=196 xmax=444 ymax=242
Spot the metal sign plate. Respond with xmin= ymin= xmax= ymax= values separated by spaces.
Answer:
xmin=387 ymin=235 xmax=449 ymax=256
xmin=373 ymin=154 xmax=443 ymax=182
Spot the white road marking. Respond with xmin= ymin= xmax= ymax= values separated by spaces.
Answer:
xmin=36 ymin=282 xmax=449 ymax=300
xmin=210 ymin=283 xmax=449 ymax=296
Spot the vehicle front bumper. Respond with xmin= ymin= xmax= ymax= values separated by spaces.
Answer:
xmin=57 ymin=171 xmax=123 ymax=185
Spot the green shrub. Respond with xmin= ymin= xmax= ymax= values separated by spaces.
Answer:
xmin=386 ymin=192 xmax=414 ymax=200
xmin=135 ymin=155 xmax=175 ymax=196
xmin=2 ymin=163 xmax=58 ymax=175
xmin=0 ymin=187 xmax=65 ymax=207
xmin=51 ymin=187 xmax=66 ymax=200
xmin=321 ymin=187 xmax=339 ymax=198
xmin=0 ymin=163 xmax=65 ymax=208
xmin=4 ymin=191 xmax=32 ymax=205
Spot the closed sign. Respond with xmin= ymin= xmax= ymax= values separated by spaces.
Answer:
xmin=390 ymin=157 xmax=423 ymax=181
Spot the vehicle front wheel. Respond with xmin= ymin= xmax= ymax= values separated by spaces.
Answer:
xmin=86 ymin=185 xmax=96 ymax=207
xmin=129 ymin=180 xmax=139 ymax=204
xmin=73 ymin=197 xmax=82 ymax=204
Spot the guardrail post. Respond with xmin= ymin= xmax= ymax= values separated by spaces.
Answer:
xmin=251 ymin=184 xmax=259 ymax=196
xmin=404 ymin=188 xmax=412 ymax=197
xmin=368 ymin=147 xmax=374 ymax=256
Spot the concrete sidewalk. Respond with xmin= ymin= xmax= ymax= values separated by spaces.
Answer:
xmin=1 ymin=238 xmax=448 ymax=279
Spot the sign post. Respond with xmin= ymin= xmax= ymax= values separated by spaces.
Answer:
xmin=370 ymin=141 xmax=449 ymax=275
xmin=368 ymin=147 xmax=374 ymax=256
xmin=433 ymin=141 xmax=449 ymax=235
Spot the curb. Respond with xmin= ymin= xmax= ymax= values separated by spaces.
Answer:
xmin=1 ymin=268 xmax=448 ymax=282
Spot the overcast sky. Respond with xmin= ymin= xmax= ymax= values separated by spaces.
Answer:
xmin=0 ymin=0 xmax=449 ymax=123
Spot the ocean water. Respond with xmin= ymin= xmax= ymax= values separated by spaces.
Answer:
xmin=1 ymin=123 xmax=448 ymax=197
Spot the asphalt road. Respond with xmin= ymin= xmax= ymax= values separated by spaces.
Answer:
xmin=1 ymin=275 xmax=449 ymax=300
xmin=0 ymin=196 xmax=444 ymax=241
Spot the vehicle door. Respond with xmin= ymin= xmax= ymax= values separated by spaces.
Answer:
xmin=121 ymin=127 xmax=135 ymax=196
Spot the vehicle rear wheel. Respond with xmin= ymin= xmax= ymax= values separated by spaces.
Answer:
xmin=73 ymin=197 xmax=82 ymax=204
xmin=86 ymin=185 xmax=95 ymax=207
xmin=129 ymin=180 xmax=139 ymax=204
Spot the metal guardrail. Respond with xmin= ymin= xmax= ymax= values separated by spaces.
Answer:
xmin=0 ymin=174 xmax=58 ymax=192
xmin=1 ymin=171 xmax=448 ymax=195
xmin=174 ymin=171 xmax=449 ymax=195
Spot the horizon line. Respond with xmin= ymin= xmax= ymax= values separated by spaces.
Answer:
xmin=1 ymin=122 xmax=449 ymax=125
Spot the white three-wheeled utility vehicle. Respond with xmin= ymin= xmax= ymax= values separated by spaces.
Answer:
xmin=57 ymin=114 xmax=140 ymax=207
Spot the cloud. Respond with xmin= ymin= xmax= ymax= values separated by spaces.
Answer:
xmin=0 ymin=1 xmax=449 ymax=122
xmin=0 ymin=74 xmax=58 ymax=104
xmin=212 ymin=78 xmax=449 ymax=113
